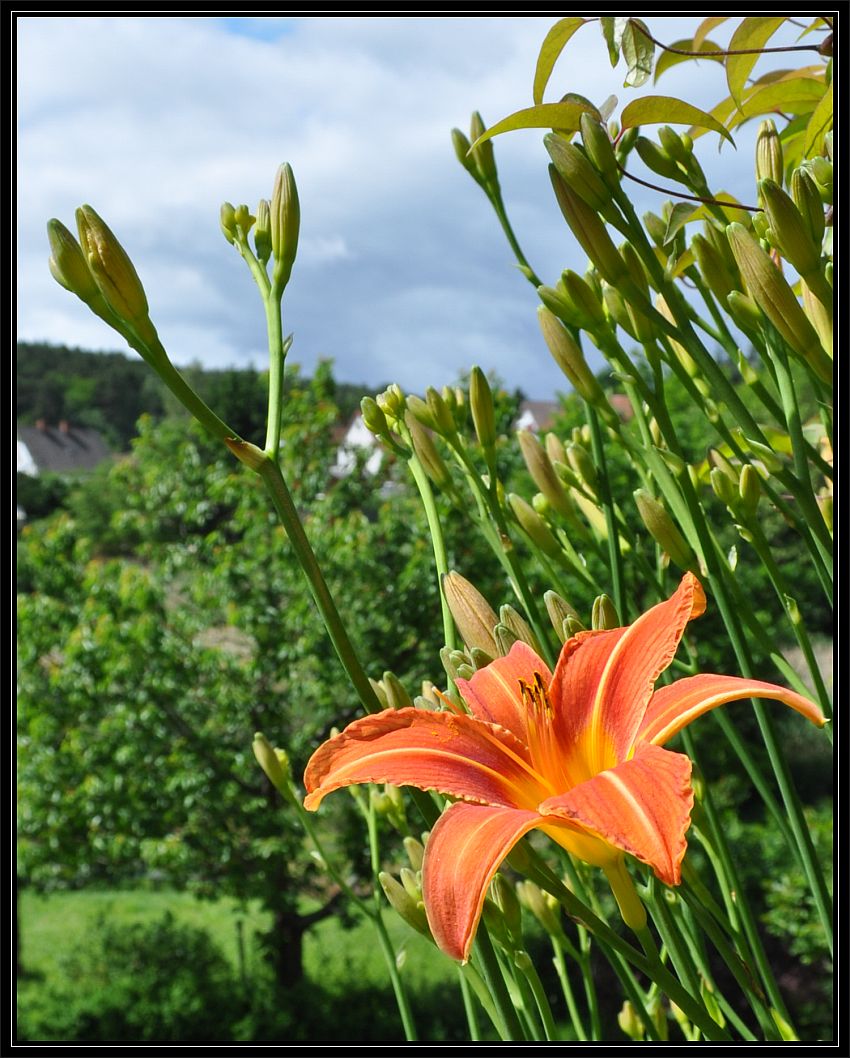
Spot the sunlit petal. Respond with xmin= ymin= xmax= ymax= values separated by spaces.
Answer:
xmin=539 ymin=743 xmax=693 ymax=885
xmin=456 ymin=640 xmax=552 ymax=744
xmin=549 ymin=573 xmax=706 ymax=772
xmin=304 ymin=708 xmax=548 ymax=811
xmin=636 ymin=673 xmax=827 ymax=747
xmin=422 ymin=801 xmax=542 ymax=962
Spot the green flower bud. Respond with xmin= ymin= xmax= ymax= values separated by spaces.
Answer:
xmin=544 ymin=432 xmax=566 ymax=466
xmin=602 ymin=283 xmax=639 ymax=339
xmin=549 ymin=166 xmax=628 ymax=286
xmin=75 ymin=205 xmax=153 ymax=333
xmin=759 ymin=179 xmax=820 ymax=276
xmin=425 ymin=386 xmax=457 ymax=436
xmin=738 ymin=464 xmax=761 ymax=517
xmin=481 ymin=897 xmax=513 ymax=951
xmin=545 ymin=134 xmax=610 ymax=213
xmin=405 ymin=394 xmax=437 ymax=430
xmin=756 ymin=119 xmax=783 ymax=188
xmin=470 ymin=646 xmax=495 ymax=670
xmin=634 ymin=489 xmax=696 ymax=570
xmin=658 ymin=125 xmax=688 ymax=164
xmin=469 ymin=366 xmax=496 ymax=457
xmin=369 ymin=677 xmax=390 ymax=710
xmin=508 ymin=493 xmax=562 ymax=558
xmin=469 ymin=111 xmax=498 ymax=186
xmin=561 ymin=270 xmax=608 ymax=330
xmin=801 ymin=279 xmax=833 ymax=357
xmin=544 ymin=590 xmax=580 ymax=642
xmin=379 ymin=871 xmax=429 ymax=936
xmin=643 ymin=211 xmax=667 ymax=248
xmin=566 ymin=443 xmax=598 ymax=488
xmin=810 ymin=157 xmax=833 ymax=203
xmin=726 ymin=290 xmax=764 ymax=333
xmin=451 ymin=127 xmax=477 ymax=178
xmin=47 ymin=219 xmax=102 ymax=305
xmin=404 ymin=836 xmax=425 ymax=871
xmin=220 ymin=202 xmax=238 ymax=244
xmin=494 ymin=623 xmax=519 ymax=656
xmin=537 ymin=284 xmax=583 ymax=329
xmin=270 ymin=162 xmax=300 ymax=292
xmin=376 ymin=383 xmax=406 ymax=421
xmin=710 ymin=466 xmax=738 ymax=509
xmin=442 ymin=571 xmax=499 ymax=657
xmin=618 ymin=1000 xmax=645 ymax=1041
xmin=405 ymin=412 xmax=452 ymax=490
xmin=726 ymin=223 xmax=830 ymax=379
xmin=360 ymin=395 xmax=390 ymax=437
xmin=580 ymin=112 xmax=620 ymax=186
xmin=233 ymin=204 xmax=255 ymax=234
xmin=252 ymin=732 xmax=291 ymax=796
xmin=382 ymin=670 xmax=413 ymax=710
xmin=592 ymin=595 xmax=619 ymax=631
xmin=537 ymin=307 xmax=611 ymax=414
xmin=635 ymin=136 xmax=682 ymax=181
xmin=791 ymin=168 xmax=825 ymax=248
xmin=517 ymin=427 xmax=575 ymax=521
xmin=254 ymin=199 xmax=272 ymax=264
xmin=691 ymin=233 xmax=736 ymax=303
xmin=565 ymin=614 xmax=585 ymax=638
xmin=499 ymin=605 xmax=542 ymax=654
xmin=399 ymin=866 xmax=422 ymax=901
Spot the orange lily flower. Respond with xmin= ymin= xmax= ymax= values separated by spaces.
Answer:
xmin=304 ymin=573 xmax=825 ymax=962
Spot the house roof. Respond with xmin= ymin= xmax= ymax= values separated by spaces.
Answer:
xmin=516 ymin=400 xmax=560 ymax=433
xmin=17 ymin=424 xmax=111 ymax=474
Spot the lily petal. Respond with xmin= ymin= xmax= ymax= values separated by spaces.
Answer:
xmin=422 ymin=801 xmax=542 ymax=962
xmin=456 ymin=641 xmax=552 ymax=744
xmin=635 ymin=673 xmax=827 ymax=747
xmin=304 ymin=708 xmax=549 ymax=811
xmin=549 ymin=573 xmax=705 ymax=773
xmin=539 ymin=743 xmax=693 ymax=885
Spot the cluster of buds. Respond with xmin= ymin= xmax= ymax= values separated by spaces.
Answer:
xmin=452 ymin=111 xmax=500 ymax=195
xmin=220 ymin=163 xmax=301 ymax=298
xmin=379 ymin=835 xmax=431 ymax=939
xmin=48 ymin=207 xmax=162 ymax=361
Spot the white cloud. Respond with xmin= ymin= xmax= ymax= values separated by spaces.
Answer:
xmin=18 ymin=15 xmax=817 ymax=396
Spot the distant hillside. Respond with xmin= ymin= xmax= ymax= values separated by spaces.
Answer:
xmin=17 ymin=342 xmax=377 ymax=451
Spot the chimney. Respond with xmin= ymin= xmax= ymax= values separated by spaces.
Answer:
xmin=59 ymin=419 xmax=70 ymax=434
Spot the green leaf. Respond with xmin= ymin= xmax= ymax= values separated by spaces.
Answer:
xmin=533 ymin=18 xmax=587 ymax=104
xmin=693 ymin=16 xmax=730 ymax=50
xmin=803 ymin=82 xmax=833 ymax=157
xmin=621 ymin=18 xmax=654 ymax=87
xmin=468 ymin=101 xmax=598 ymax=150
xmin=689 ymin=192 xmax=751 ymax=225
xmin=726 ymin=16 xmax=787 ymax=105
xmin=620 ymin=96 xmax=735 ymax=145
xmin=728 ymin=78 xmax=827 ymax=128
xmin=687 ymin=95 xmax=738 ymax=141
xmin=654 ymin=39 xmax=724 ymax=83
xmin=600 ymin=17 xmax=620 ymax=66
xmin=663 ymin=202 xmax=699 ymax=245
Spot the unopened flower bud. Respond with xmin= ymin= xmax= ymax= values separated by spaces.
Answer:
xmin=592 ymin=594 xmax=620 ymax=630
xmin=499 ymin=605 xmax=541 ymax=654
xmin=801 ymin=279 xmax=833 ymax=357
xmin=508 ymin=493 xmax=562 ymax=558
xmin=810 ymin=157 xmax=833 ymax=203
xmin=47 ymin=219 xmax=108 ymax=312
xmin=710 ymin=466 xmax=738 ymax=509
xmin=580 ymin=112 xmax=620 ymax=186
xmin=220 ymin=202 xmax=238 ymax=244
xmin=75 ymin=205 xmax=154 ymax=335
xmin=567 ymin=443 xmax=598 ymax=488
xmin=451 ymin=127 xmax=477 ymax=178
xmin=399 ymin=866 xmax=422 ymax=901
xmin=270 ymin=162 xmax=300 ymax=292
xmin=425 ymin=386 xmax=456 ymax=436
xmin=469 ymin=366 xmax=496 ymax=458
xmin=254 ymin=199 xmax=272 ymax=264
xmin=561 ymin=270 xmax=608 ymax=331
xmin=544 ymin=591 xmax=580 ymax=642
xmin=442 ymin=571 xmax=499 ymax=657
xmin=537 ymin=307 xmax=611 ymax=415
xmin=379 ymin=872 xmax=430 ymax=936
xmin=549 ymin=166 xmax=628 ymax=286
xmin=726 ymin=223 xmax=830 ymax=379
xmin=634 ymin=489 xmax=696 ymax=570
xmin=376 ymin=383 xmax=406 ymax=421
xmin=635 ymin=136 xmax=682 ymax=181
xmin=738 ymin=464 xmax=761 ymax=517
xmin=545 ymin=432 xmax=567 ymax=466
xmin=658 ymin=125 xmax=688 ymax=164
xmin=726 ymin=290 xmax=764 ymax=333
xmin=494 ymin=623 xmax=519 ymax=655
xmin=618 ymin=1000 xmax=645 ymax=1041
xmin=517 ymin=427 xmax=575 ymax=521
xmin=360 ymin=395 xmax=390 ymax=437
xmin=406 ymin=412 xmax=452 ymax=490
xmin=756 ymin=119 xmax=784 ymax=188
xmin=493 ymin=874 xmax=523 ymax=944
xmin=759 ymin=179 xmax=820 ymax=276
xmin=252 ymin=732 xmax=291 ymax=796
xmin=469 ymin=111 xmax=498 ymax=186
xmin=545 ymin=134 xmax=610 ymax=213
xmin=691 ymin=233 xmax=737 ymax=303
xmin=791 ymin=168 xmax=825 ymax=248
xmin=382 ymin=670 xmax=413 ymax=710
xmin=404 ymin=836 xmax=425 ymax=871
xmin=470 ymin=646 xmax=495 ymax=670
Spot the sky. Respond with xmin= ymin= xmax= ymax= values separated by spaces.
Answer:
xmin=17 ymin=15 xmax=816 ymax=399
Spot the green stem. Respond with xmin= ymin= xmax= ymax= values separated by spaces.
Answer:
xmin=585 ymin=402 xmax=626 ymax=619
xmin=516 ymin=952 xmax=557 ymax=1041
xmin=457 ymin=965 xmax=481 ymax=1041
xmin=487 ymin=187 xmax=543 ymax=287
xmin=263 ymin=296 xmax=285 ymax=460
xmin=473 ymin=922 xmax=527 ymax=1040
xmin=551 ymin=936 xmax=587 ymax=1040
xmin=257 ymin=460 xmax=383 ymax=715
